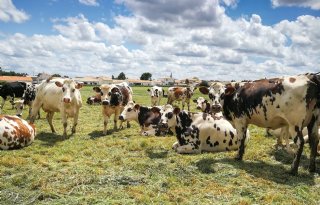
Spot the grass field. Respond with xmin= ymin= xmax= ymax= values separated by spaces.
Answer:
xmin=0 ymin=86 xmax=319 ymax=204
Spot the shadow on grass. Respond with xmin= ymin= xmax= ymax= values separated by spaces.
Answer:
xmin=36 ymin=132 xmax=68 ymax=146
xmin=88 ymin=129 xmax=120 ymax=139
xmin=194 ymin=156 xmax=318 ymax=186
xmin=145 ymin=149 xmax=168 ymax=159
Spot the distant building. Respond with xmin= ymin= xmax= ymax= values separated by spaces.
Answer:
xmin=128 ymin=79 xmax=153 ymax=86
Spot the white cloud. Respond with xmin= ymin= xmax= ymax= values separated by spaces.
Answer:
xmin=272 ymin=0 xmax=320 ymax=10
xmin=0 ymin=0 xmax=319 ymax=81
xmin=79 ymin=0 xmax=99 ymax=7
xmin=0 ymin=0 xmax=30 ymax=23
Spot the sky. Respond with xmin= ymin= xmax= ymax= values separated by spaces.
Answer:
xmin=0 ymin=0 xmax=319 ymax=81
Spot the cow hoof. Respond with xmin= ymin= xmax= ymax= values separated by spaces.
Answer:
xmin=234 ymin=155 xmax=243 ymax=161
xmin=289 ymin=169 xmax=298 ymax=176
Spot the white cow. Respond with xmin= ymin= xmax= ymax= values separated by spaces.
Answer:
xmin=147 ymin=86 xmax=164 ymax=106
xmin=30 ymin=78 xmax=83 ymax=137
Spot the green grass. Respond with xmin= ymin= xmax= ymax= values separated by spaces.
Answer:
xmin=0 ymin=86 xmax=319 ymax=204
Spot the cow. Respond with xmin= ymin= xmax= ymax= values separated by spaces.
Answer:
xmin=147 ymin=86 xmax=164 ymax=106
xmin=14 ymin=83 xmax=39 ymax=118
xmin=193 ymin=97 xmax=210 ymax=113
xmin=86 ymin=86 xmax=102 ymax=105
xmin=0 ymin=81 xmax=27 ymax=112
xmin=0 ymin=115 xmax=35 ymax=150
xmin=159 ymin=106 xmax=250 ymax=154
xmin=199 ymin=73 xmax=320 ymax=175
xmin=119 ymin=101 xmax=171 ymax=136
xmin=167 ymin=86 xmax=196 ymax=111
xmin=95 ymin=82 xmax=133 ymax=135
xmin=29 ymin=78 xmax=83 ymax=137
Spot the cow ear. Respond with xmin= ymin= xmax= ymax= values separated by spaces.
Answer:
xmin=225 ymin=85 xmax=235 ymax=96
xmin=93 ymin=87 xmax=101 ymax=93
xmin=134 ymin=104 xmax=140 ymax=111
xmin=173 ymin=107 xmax=180 ymax=114
xmin=75 ymin=83 xmax=83 ymax=89
xmin=193 ymin=99 xmax=197 ymax=103
xmin=55 ymin=81 xmax=63 ymax=87
xmin=199 ymin=87 xmax=209 ymax=95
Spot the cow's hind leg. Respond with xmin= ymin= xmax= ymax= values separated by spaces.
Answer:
xmin=290 ymin=128 xmax=304 ymax=175
xmin=47 ymin=112 xmax=56 ymax=134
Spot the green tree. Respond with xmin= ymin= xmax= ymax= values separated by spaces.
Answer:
xmin=140 ymin=72 xmax=152 ymax=81
xmin=117 ymin=72 xmax=126 ymax=80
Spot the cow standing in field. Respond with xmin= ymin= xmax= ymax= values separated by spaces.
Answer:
xmin=0 ymin=115 xmax=35 ymax=150
xmin=119 ymin=101 xmax=171 ymax=136
xmin=0 ymin=82 xmax=27 ymax=112
xmin=147 ymin=86 xmax=164 ymax=106
xmin=14 ymin=83 xmax=40 ymax=118
xmin=199 ymin=73 xmax=320 ymax=175
xmin=159 ymin=106 xmax=249 ymax=154
xmin=96 ymin=82 xmax=133 ymax=135
xmin=30 ymin=78 xmax=83 ymax=137
xmin=167 ymin=86 xmax=196 ymax=111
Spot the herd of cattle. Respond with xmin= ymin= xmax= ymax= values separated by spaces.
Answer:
xmin=0 ymin=72 xmax=320 ymax=175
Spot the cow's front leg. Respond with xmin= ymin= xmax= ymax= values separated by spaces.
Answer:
xmin=114 ymin=109 xmax=121 ymax=130
xmin=307 ymin=116 xmax=319 ymax=173
xmin=71 ymin=110 xmax=79 ymax=134
xmin=290 ymin=129 xmax=304 ymax=175
xmin=103 ymin=115 xmax=109 ymax=135
xmin=235 ymin=124 xmax=248 ymax=161
xmin=61 ymin=112 xmax=68 ymax=137
xmin=176 ymin=143 xmax=201 ymax=154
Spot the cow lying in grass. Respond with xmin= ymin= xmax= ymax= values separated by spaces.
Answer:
xmin=119 ymin=101 xmax=172 ymax=136
xmin=0 ymin=115 xmax=35 ymax=150
xmin=159 ymin=106 xmax=250 ymax=154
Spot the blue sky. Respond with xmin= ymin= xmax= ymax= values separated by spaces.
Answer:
xmin=0 ymin=0 xmax=319 ymax=80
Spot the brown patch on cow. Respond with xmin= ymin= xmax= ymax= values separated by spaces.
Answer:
xmin=120 ymin=86 xmax=131 ymax=105
xmin=174 ymin=88 xmax=183 ymax=99
xmin=289 ymin=77 xmax=296 ymax=83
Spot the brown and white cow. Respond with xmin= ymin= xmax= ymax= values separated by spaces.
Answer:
xmin=147 ymin=86 xmax=164 ymax=106
xmin=167 ymin=86 xmax=196 ymax=111
xmin=199 ymin=73 xmax=320 ymax=175
xmin=95 ymin=82 xmax=133 ymax=135
xmin=159 ymin=106 xmax=250 ymax=154
xmin=30 ymin=78 xmax=83 ymax=137
xmin=87 ymin=86 xmax=102 ymax=105
xmin=0 ymin=115 xmax=35 ymax=150
xmin=119 ymin=101 xmax=171 ymax=136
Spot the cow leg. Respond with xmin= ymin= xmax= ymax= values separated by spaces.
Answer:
xmin=290 ymin=128 xmax=304 ymax=175
xmin=46 ymin=112 xmax=56 ymax=134
xmin=235 ymin=124 xmax=248 ymax=161
xmin=71 ymin=111 xmax=79 ymax=134
xmin=126 ymin=121 xmax=130 ymax=128
xmin=61 ymin=112 xmax=68 ymax=137
xmin=280 ymin=126 xmax=294 ymax=154
xmin=176 ymin=143 xmax=201 ymax=154
xmin=30 ymin=99 xmax=42 ymax=123
xmin=307 ymin=115 xmax=319 ymax=173
xmin=181 ymin=100 xmax=185 ymax=110
xmin=103 ymin=115 xmax=109 ymax=135
xmin=114 ymin=109 xmax=120 ymax=130
xmin=9 ymin=96 xmax=14 ymax=109
xmin=0 ymin=97 xmax=5 ymax=110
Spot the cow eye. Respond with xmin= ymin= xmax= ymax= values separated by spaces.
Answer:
xmin=62 ymin=87 xmax=65 ymax=92
xmin=108 ymin=92 xmax=111 ymax=96
xmin=127 ymin=108 xmax=132 ymax=112
xmin=166 ymin=112 xmax=173 ymax=119
xmin=209 ymin=93 xmax=213 ymax=99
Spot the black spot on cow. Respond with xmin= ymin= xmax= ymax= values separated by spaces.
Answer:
xmin=214 ymin=141 xmax=219 ymax=147
xmin=229 ymin=139 xmax=233 ymax=146
xmin=276 ymin=105 xmax=280 ymax=108
xmin=214 ymin=124 xmax=216 ymax=128
xmin=223 ymin=139 xmax=226 ymax=143
xmin=226 ymin=147 xmax=230 ymax=151
xmin=206 ymin=136 xmax=214 ymax=147
xmin=229 ymin=131 xmax=234 ymax=139
xmin=217 ymin=127 xmax=220 ymax=131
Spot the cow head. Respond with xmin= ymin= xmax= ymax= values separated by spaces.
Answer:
xmin=109 ymin=86 xmax=123 ymax=106
xmin=159 ymin=106 xmax=180 ymax=129
xmin=193 ymin=97 xmax=208 ymax=111
xmin=55 ymin=80 xmax=83 ymax=104
xmin=14 ymin=99 xmax=25 ymax=117
xmin=99 ymin=84 xmax=112 ymax=106
xmin=147 ymin=87 xmax=161 ymax=98
xmin=119 ymin=101 xmax=138 ymax=121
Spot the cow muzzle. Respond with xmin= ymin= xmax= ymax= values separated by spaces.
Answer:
xmin=211 ymin=105 xmax=221 ymax=113
xmin=119 ymin=115 xmax=124 ymax=121
xmin=196 ymin=106 xmax=202 ymax=110
xmin=102 ymin=100 xmax=110 ymax=106
xmin=63 ymin=98 xmax=71 ymax=103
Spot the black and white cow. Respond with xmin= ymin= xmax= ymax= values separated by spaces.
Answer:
xmin=0 ymin=82 xmax=27 ymax=112
xmin=14 ymin=83 xmax=39 ymax=118
xmin=199 ymin=73 xmax=320 ymax=175
xmin=193 ymin=97 xmax=210 ymax=113
xmin=147 ymin=86 xmax=164 ymax=106
xmin=86 ymin=86 xmax=102 ymax=105
xmin=159 ymin=106 xmax=249 ymax=154
xmin=119 ymin=102 xmax=171 ymax=136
